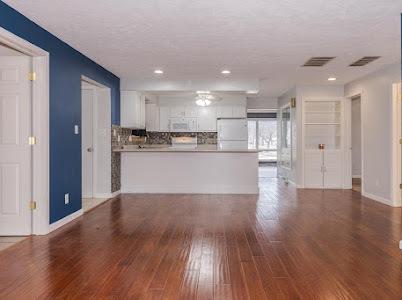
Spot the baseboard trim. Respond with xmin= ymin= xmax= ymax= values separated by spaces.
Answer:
xmin=362 ymin=192 xmax=392 ymax=206
xmin=93 ymin=190 xmax=121 ymax=199
xmin=352 ymin=175 xmax=362 ymax=179
xmin=49 ymin=209 xmax=83 ymax=233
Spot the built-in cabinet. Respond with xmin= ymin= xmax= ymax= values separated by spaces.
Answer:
xmin=121 ymin=91 xmax=146 ymax=129
xmin=303 ymin=99 xmax=344 ymax=188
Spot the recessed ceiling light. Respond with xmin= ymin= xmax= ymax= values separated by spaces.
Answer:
xmin=246 ymin=90 xmax=259 ymax=94
xmin=328 ymin=77 xmax=337 ymax=81
xmin=196 ymin=90 xmax=210 ymax=94
xmin=154 ymin=69 xmax=163 ymax=74
xmin=221 ymin=70 xmax=231 ymax=74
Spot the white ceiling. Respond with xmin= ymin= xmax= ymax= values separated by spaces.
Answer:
xmin=4 ymin=0 xmax=402 ymax=98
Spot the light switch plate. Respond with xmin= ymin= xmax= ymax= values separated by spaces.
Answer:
xmin=399 ymin=240 xmax=402 ymax=250
xmin=64 ymin=193 xmax=69 ymax=205
xmin=74 ymin=125 xmax=79 ymax=135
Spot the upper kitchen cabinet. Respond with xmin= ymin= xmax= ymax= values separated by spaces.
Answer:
xmin=159 ymin=106 xmax=170 ymax=132
xmin=121 ymin=91 xmax=146 ymax=129
xmin=145 ymin=102 xmax=159 ymax=131
xmin=185 ymin=106 xmax=198 ymax=117
xmin=216 ymin=106 xmax=233 ymax=118
xmin=197 ymin=107 xmax=217 ymax=132
xmin=170 ymin=106 xmax=186 ymax=117
xmin=232 ymin=105 xmax=247 ymax=118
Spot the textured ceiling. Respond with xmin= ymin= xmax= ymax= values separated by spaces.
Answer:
xmin=4 ymin=0 xmax=402 ymax=97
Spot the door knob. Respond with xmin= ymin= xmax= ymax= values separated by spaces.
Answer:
xmin=87 ymin=147 xmax=93 ymax=152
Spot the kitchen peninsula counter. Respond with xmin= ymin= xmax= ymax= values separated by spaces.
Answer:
xmin=118 ymin=144 xmax=259 ymax=194
xmin=114 ymin=144 xmax=258 ymax=153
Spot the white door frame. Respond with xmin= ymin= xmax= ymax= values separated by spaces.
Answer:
xmin=0 ymin=27 xmax=50 ymax=235
xmin=391 ymin=82 xmax=401 ymax=207
xmin=345 ymin=90 xmax=364 ymax=194
xmin=81 ymin=75 xmax=112 ymax=199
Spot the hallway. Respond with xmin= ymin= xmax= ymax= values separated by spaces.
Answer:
xmin=0 ymin=179 xmax=401 ymax=299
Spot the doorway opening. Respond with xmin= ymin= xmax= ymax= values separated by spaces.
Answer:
xmin=81 ymin=77 xmax=112 ymax=213
xmin=351 ymin=95 xmax=362 ymax=193
xmin=247 ymin=112 xmax=278 ymax=178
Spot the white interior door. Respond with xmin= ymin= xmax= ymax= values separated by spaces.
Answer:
xmin=82 ymin=88 xmax=94 ymax=198
xmin=0 ymin=56 xmax=32 ymax=235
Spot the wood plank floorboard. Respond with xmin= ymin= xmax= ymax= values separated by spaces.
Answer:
xmin=0 ymin=178 xmax=401 ymax=299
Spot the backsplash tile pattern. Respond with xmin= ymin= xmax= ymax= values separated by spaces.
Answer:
xmin=111 ymin=126 xmax=217 ymax=193
xmin=146 ymin=132 xmax=217 ymax=145
xmin=111 ymin=125 xmax=133 ymax=193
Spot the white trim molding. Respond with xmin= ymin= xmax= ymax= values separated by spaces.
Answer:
xmin=362 ymin=192 xmax=392 ymax=206
xmin=391 ymin=83 xmax=402 ymax=207
xmin=49 ymin=209 xmax=83 ymax=233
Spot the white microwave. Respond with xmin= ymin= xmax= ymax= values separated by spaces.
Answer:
xmin=169 ymin=118 xmax=197 ymax=132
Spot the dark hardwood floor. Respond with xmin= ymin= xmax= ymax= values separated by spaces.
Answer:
xmin=1 ymin=178 xmax=401 ymax=299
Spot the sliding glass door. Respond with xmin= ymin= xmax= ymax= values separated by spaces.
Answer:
xmin=248 ymin=119 xmax=277 ymax=162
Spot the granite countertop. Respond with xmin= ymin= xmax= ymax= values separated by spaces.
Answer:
xmin=113 ymin=144 xmax=258 ymax=153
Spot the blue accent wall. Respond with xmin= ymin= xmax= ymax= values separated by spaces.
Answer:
xmin=0 ymin=2 xmax=120 ymax=223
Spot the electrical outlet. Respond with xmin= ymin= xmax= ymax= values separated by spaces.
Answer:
xmin=74 ymin=125 xmax=79 ymax=135
xmin=399 ymin=240 xmax=402 ymax=250
xmin=64 ymin=193 xmax=69 ymax=205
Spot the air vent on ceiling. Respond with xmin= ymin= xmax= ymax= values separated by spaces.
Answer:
xmin=302 ymin=57 xmax=335 ymax=67
xmin=349 ymin=56 xmax=380 ymax=66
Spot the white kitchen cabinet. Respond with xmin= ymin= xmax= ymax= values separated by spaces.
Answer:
xmin=197 ymin=107 xmax=216 ymax=132
xmin=145 ymin=103 xmax=159 ymax=131
xmin=185 ymin=106 xmax=198 ymax=117
xmin=232 ymin=105 xmax=247 ymax=118
xmin=216 ymin=106 xmax=233 ymax=118
xmin=120 ymin=91 xmax=145 ymax=129
xmin=170 ymin=106 xmax=186 ymax=117
xmin=159 ymin=106 xmax=170 ymax=132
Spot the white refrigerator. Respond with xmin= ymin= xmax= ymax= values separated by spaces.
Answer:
xmin=217 ymin=118 xmax=248 ymax=150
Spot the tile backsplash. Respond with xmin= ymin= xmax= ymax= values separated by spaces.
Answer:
xmin=146 ymin=132 xmax=217 ymax=145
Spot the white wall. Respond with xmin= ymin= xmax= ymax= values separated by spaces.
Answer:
xmin=351 ymin=97 xmax=362 ymax=177
xmin=345 ymin=63 xmax=400 ymax=205
xmin=247 ymin=97 xmax=277 ymax=110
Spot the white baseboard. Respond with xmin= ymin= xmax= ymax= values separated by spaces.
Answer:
xmin=93 ymin=190 xmax=121 ymax=199
xmin=121 ymin=185 xmax=258 ymax=194
xmin=352 ymin=175 xmax=362 ymax=179
xmin=362 ymin=191 xmax=392 ymax=206
xmin=49 ymin=209 xmax=83 ymax=233
xmin=111 ymin=190 xmax=121 ymax=197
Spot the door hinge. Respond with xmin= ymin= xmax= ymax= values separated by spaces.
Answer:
xmin=28 ymin=136 xmax=36 ymax=145
xmin=28 ymin=72 xmax=36 ymax=81
xmin=29 ymin=201 xmax=37 ymax=210
xmin=400 ymin=183 xmax=402 ymax=189
xmin=399 ymin=139 xmax=402 ymax=145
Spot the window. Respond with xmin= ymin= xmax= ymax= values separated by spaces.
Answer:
xmin=248 ymin=119 xmax=277 ymax=162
